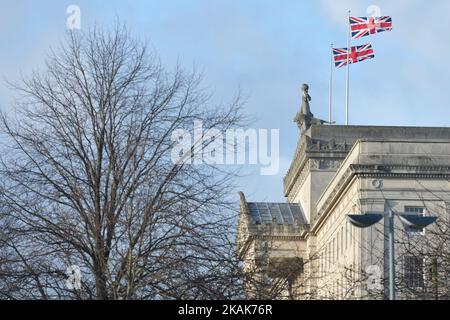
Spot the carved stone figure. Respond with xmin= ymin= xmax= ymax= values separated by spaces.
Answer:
xmin=294 ymin=84 xmax=327 ymax=132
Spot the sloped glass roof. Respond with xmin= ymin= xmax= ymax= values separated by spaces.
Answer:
xmin=246 ymin=202 xmax=307 ymax=226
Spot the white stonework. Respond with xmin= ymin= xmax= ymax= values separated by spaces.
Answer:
xmin=237 ymin=125 xmax=450 ymax=300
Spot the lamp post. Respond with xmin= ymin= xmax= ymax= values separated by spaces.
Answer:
xmin=347 ymin=211 xmax=437 ymax=300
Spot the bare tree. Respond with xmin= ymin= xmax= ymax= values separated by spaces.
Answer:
xmin=0 ymin=25 xmax=246 ymax=300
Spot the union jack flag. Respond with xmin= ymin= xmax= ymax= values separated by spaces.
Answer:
xmin=350 ymin=16 xmax=393 ymax=39
xmin=333 ymin=44 xmax=375 ymax=68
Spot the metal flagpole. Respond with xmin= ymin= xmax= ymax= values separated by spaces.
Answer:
xmin=329 ymin=43 xmax=333 ymax=124
xmin=345 ymin=10 xmax=351 ymax=126
xmin=388 ymin=210 xmax=396 ymax=300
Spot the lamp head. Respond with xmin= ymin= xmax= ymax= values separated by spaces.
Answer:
xmin=347 ymin=213 xmax=384 ymax=228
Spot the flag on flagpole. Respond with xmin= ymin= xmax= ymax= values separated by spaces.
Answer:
xmin=333 ymin=44 xmax=375 ymax=68
xmin=350 ymin=16 xmax=393 ymax=39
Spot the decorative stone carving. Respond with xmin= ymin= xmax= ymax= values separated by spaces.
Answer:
xmin=307 ymin=139 xmax=350 ymax=153
xmin=372 ymin=179 xmax=383 ymax=189
xmin=310 ymin=159 xmax=343 ymax=171
xmin=309 ymin=159 xmax=320 ymax=170
xmin=284 ymin=136 xmax=352 ymax=197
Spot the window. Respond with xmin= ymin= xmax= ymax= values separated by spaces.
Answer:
xmin=404 ymin=207 xmax=426 ymax=234
xmin=323 ymin=254 xmax=326 ymax=276
xmin=345 ymin=222 xmax=349 ymax=250
xmin=403 ymin=255 xmax=424 ymax=288
xmin=328 ymin=243 xmax=331 ymax=267
xmin=331 ymin=240 xmax=334 ymax=264
xmin=336 ymin=232 xmax=340 ymax=260
xmin=333 ymin=238 xmax=336 ymax=263
xmin=345 ymin=222 xmax=351 ymax=250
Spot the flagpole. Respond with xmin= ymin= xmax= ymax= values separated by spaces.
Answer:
xmin=329 ymin=43 xmax=333 ymax=124
xmin=345 ymin=9 xmax=351 ymax=126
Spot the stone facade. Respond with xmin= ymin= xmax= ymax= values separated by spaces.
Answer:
xmin=237 ymin=125 xmax=450 ymax=300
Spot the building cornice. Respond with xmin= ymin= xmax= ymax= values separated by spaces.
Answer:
xmin=283 ymin=134 xmax=352 ymax=197
xmin=250 ymin=235 xmax=306 ymax=241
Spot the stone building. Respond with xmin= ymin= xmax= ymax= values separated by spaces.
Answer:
xmin=237 ymin=87 xmax=450 ymax=300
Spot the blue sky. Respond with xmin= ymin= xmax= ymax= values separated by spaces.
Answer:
xmin=1 ymin=0 xmax=450 ymax=202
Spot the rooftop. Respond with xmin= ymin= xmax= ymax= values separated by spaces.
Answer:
xmin=246 ymin=202 xmax=307 ymax=226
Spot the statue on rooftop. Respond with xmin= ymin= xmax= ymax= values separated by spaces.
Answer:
xmin=294 ymin=84 xmax=327 ymax=132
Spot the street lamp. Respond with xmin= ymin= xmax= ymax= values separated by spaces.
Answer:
xmin=347 ymin=211 xmax=437 ymax=300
